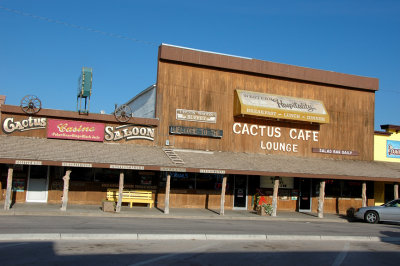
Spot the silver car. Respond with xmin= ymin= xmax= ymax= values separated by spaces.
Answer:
xmin=355 ymin=199 xmax=400 ymax=223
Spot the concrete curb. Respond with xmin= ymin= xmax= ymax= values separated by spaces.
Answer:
xmin=0 ymin=233 xmax=398 ymax=242
xmin=138 ymin=234 xmax=207 ymax=240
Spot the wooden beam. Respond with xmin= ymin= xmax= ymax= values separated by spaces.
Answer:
xmin=219 ymin=175 xmax=227 ymax=215
xmin=362 ymin=182 xmax=367 ymax=207
xmin=164 ymin=172 xmax=171 ymax=214
xmin=272 ymin=176 xmax=279 ymax=217
xmin=317 ymin=180 xmax=326 ymax=218
xmin=116 ymin=171 xmax=125 ymax=213
xmin=4 ymin=165 xmax=14 ymax=211
xmin=60 ymin=169 xmax=72 ymax=211
xmin=394 ymin=183 xmax=399 ymax=200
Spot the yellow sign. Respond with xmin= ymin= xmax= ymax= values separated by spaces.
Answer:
xmin=234 ymin=90 xmax=329 ymax=124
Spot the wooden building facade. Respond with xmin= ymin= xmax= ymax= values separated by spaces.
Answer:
xmin=1 ymin=44 xmax=399 ymax=216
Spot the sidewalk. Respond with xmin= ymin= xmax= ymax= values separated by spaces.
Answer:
xmin=0 ymin=202 xmax=351 ymax=223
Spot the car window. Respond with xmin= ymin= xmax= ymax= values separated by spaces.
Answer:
xmin=386 ymin=199 xmax=400 ymax=207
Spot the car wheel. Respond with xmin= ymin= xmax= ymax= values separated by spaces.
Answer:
xmin=365 ymin=211 xmax=379 ymax=224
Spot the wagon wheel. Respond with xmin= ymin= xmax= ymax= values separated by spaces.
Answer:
xmin=114 ymin=104 xmax=132 ymax=122
xmin=20 ymin=95 xmax=42 ymax=114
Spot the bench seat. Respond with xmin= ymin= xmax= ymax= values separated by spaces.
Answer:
xmin=107 ymin=189 xmax=154 ymax=208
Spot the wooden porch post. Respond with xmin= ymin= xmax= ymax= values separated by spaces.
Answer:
xmin=116 ymin=170 xmax=125 ymax=213
xmin=318 ymin=180 xmax=326 ymax=218
xmin=60 ymin=169 xmax=72 ymax=211
xmin=164 ymin=172 xmax=171 ymax=214
xmin=362 ymin=181 xmax=367 ymax=207
xmin=271 ymin=176 xmax=279 ymax=217
xmin=394 ymin=183 xmax=399 ymax=200
xmin=4 ymin=165 xmax=14 ymax=210
xmin=219 ymin=175 xmax=227 ymax=215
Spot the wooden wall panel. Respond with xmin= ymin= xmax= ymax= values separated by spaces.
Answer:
xmin=157 ymin=61 xmax=375 ymax=161
xmin=156 ymin=192 xmax=234 ymax=210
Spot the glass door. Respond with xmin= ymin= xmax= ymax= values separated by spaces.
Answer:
xmin=299 ymin=178 xmax=312 ymax=212
xmin=26 ymin=166 xmax=49 ymax=202
xmin=233 ymin=175 xmax=248 ymax=210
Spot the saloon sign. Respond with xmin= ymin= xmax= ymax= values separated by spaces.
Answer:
xmin=105 ymin=125 xmax=155 ymax=141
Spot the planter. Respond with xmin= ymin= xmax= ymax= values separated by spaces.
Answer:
xmin=257 ymin=206 xmax=267 ymax=216
xmin=102 ymin=200 xmax=115 ymax=212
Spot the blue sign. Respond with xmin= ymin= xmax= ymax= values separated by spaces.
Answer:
xmin=387 ymin=140 xmax=400 ymax=158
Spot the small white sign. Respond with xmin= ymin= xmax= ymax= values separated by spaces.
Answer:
xmin=62 ymin=162 xmax=92 ymax=168
xmin=176 ymin=109 xmax=217 ymax=123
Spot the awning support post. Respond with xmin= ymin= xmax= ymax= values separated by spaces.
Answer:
xmin=116 ymin=170 xmax=125 ymax=213
xmin=4 ymin=165 xmax=14 ymax=210
xmin=60 ymin=169 xmax=72 ymax=211
xmin=318 ymin=180 xmax=326 ymax=218
xmin=219 ymin=175 xmax=227 ymax=215
xmin=272 ymin=176 xmax=279 ymax=217
xmin=394 ymin=183 xmax=399 ymax=200
xmin=164 ymin=172 xmax=171 ymax=214
xmin=362 ymin=182 xmax=367 ymax=207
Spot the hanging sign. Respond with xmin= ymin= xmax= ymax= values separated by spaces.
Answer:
xmin=387 ymin=140 xmax=400 ymax=158
xmin=47 ymin=119 xmax=104 ymax=142
xmin=234 ymin=90 xmax=329 ymax=124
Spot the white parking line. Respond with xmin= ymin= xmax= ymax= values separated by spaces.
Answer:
xmin=332 ymin=242 xmax=350 ymax=266
xmin=128 ymin=242 xmax=218 ymax=266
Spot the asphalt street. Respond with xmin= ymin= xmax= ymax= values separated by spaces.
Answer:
xmin=0 ymin=239 xmax=399 ymax=266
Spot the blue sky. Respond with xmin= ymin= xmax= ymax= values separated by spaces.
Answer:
xmin=0 ymin=0 xmax=399 ymax=130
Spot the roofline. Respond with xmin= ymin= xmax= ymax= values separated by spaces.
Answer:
xmin=158 ymin=44 xmax=379 ymax=91
xmin=374 ymin=130 xmax=392 ymax=136
xmin=380 ymin=124 xmax=400 ymax=132
xmin=124 ymin=84 xmax=156 ymax=106
xmin=0 ymin=104 xmax=159 ymax=126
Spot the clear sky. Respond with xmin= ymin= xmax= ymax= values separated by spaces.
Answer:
xmin=0 ymin=0 xmax=399 ymax=130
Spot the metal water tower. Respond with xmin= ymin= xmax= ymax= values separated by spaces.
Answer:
xmin=77 ymin=67 xmax=92 ymax=114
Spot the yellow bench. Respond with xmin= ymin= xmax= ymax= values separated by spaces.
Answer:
xmin=106 ymin=189 xmax=154 ymax=208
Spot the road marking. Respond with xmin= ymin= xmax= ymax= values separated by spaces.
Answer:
xmin=332 ymin=242 xmax=350 ymax=266
xmin=128 ymin=242 xmax=218 ymax=266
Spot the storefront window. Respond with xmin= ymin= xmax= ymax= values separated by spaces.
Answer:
xmin=69 ymin=167 xmax=94 ymax=182
xmin=169 ymin=172 xmax=195 ymax=189
xmin=196 ymin=174 xmax=226 ymax=190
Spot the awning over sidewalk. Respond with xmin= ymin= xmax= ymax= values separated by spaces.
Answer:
xmin=173 ymin=149 xmax=400 ymax=181
xmin=1 ymin=135 xmax=399 ymax=181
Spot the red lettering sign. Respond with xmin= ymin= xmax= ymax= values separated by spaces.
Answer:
xmin=47 ymin=119 xmax=104 ymax=142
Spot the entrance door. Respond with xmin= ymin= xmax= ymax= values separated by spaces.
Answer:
xmin=233 ymin=175 xmax=248 ymax=210
xmin=299 ymin=178 xmax=312 ymax=212
xmin=26 ymin=166 xmax=49 ymax=202
xmin=384 ymin=184 xmax=394 ymax=203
